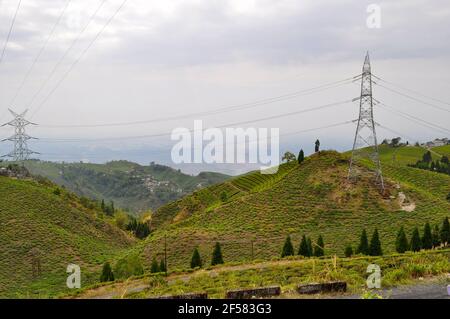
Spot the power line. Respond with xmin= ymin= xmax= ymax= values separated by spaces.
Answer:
xmin=376 ymin=101 xmax=450 ymax=135
xmin=30 ymin=0 xmax=129 ymax=119
xmin=8 ymin=0 xmax=72 ymax=107
xmin=373 ymin=74 xmax=450 ymax=107
xmin=26 ymin=0 xmax=108 ymax=112
xmin=37 ymin=75 xmax=359 ymax=128
xmin=36 ymin=99 xmax=353 ymax=143
xmin=0 ymin=0 xmax=22 ymax=65
xmin=34 ymin=120 xmax=354 ymax=161
xmin=375 ymin=82 xmax=450 ymax=114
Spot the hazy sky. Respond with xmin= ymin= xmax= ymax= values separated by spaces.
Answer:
xmin=0 ymin=0 xmax=449 ymax=174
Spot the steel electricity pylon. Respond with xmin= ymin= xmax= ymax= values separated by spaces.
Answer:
xmin=1 ymin=109 xmax=39 ymax=162
xmin=348 ymin=52 xmax=385 ymax=191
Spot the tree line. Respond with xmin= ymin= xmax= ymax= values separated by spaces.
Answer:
xmin=395 ymin=218 xmax=450 ymax=253
xmin=281 ymin=234 xmax=324 ymax=258
xmin=408 ymin=151 xmax=450 ymax=176
xmin=190 ymin=242 xmax=224 ymax=269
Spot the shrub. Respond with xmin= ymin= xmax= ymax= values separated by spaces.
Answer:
xmin=99 ymin=262 xmax=114 ymax=282
xmin=150 ymin=257 xmax=159 ymax=273
xmin=114 ymin=255 xmax=144 ymax=279
xmin=344 ymin=245 xmax=353 ymax=257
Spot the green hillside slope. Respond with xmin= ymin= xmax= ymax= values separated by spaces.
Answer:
xmin=433 ymin=145 xmax=450 ymax=157
xmin=22 ymin=160 xmax=229 ymax=214
xmin=139 ymin=151 xmax=450 ymax=271
xmin=347 ymin=144 xmax=442 ymax=166
xmin=0 ymin=176 xmax=134 ymax=298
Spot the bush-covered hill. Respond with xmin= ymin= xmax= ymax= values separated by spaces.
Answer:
xmin=0 ymin=175 xmax=134 ymax=298
xmin=20 ymin=160 xmax=229 ymax=214
xmin=137 ymin=151 xmax=450 ymax=271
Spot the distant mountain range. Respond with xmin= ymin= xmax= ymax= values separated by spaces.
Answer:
xmin=20 ymin=160 xmax=230 ymax=214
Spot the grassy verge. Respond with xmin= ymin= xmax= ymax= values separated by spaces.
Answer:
xmin=73 ymin=249 xmax=449 ymax=299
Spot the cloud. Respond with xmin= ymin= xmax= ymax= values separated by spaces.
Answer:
xmin=0 ymin=0 xmax=448 ymax=173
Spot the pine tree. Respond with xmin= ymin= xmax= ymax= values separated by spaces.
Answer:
xmin=306 ymin=237 xmax=313 ymax=257
xmin=422 ymin=151 xmax=432 ymax=163
xmin=211 ymin=242 xmax=224 ymax=266
xmin=298 ymin=235 xmax=310 ymax=257
xmin=410 ymin=227 xmax=422 ymax=252
xmin=190 ymin=248 xmax=202 ymax=269
xmin=313 ymin=235 xmax=324 ymax=257
xmin=369 ymin=229 xmax=382 ymax=256
xmin=440 ymin=217 xmax=450 ymax=245
xmin=159 ymin=259 xmax=167 ymax=273
xmin=357 ymin=229 xmax=369 ymax=255
xmin=281 ymin=235 xmax=294 ymax=257
xmin=395 ymin=227 xmax=409 ymax=253
xmin=100 ymin=262 xmax=114 ymax=282
xmin=344 ymin=245 xmax=353 ymax=258
xmin=150 ymin=257 xmax=159 ymax=273
xmin=298 ymin=149 xmax=305 ymax=164
xmin=421 ymin=222 xmax=433 ymax=250
xmin=432 ymin=225 xmax=440 ymax=248
xmin=101 ymin=199 xmax=105 ymax=212
xmin=315 ymin=139 xmax=320 ymax=153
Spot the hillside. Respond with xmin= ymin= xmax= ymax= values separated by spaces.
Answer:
xmin=347 ymin=144 xmax=443 ymax=166
xmin=136 ymin=151 xmax=450 ymax=271
xmin=433 ymin=145 xmax=450 ymax=157
xmin=0 ymin=175 xmax=134 ymax=298
xmin=21 ymin=160 xmax=229 ymax=214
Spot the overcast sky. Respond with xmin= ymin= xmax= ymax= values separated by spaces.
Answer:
xmin=0 ymin=0 xmax=449 ymax=174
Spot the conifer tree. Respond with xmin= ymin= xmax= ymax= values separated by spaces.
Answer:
xmin=159 ymin=259 xmax=167 ymax=273
xmin=440 ymin=217 xmax=450 ymax=245
xmin=150 ymin=257 xmax=159 ymax=273
xmin=281 ymin=235 xmax=294 ymax=257
xmin=190 ymin=248 xmax=202 ymax=269
xmin=344 ymin=245 xmax=353 ymax=258
xmin=100 ymin=262 xmax=114 ymax=282
xmin=395 ymin=227 xmax=409 ymax=253
xmin=314 ymin=235 xmax=324 ymax=257
xmin=211 ymin=242 xmax=224 ymax=266
xmin=298 ymin=235 xmax=311 ymax=257
xmin=432 ymin=225 xmax=440 ymax=248
xmin=369 ymin=229 xmax=382 ymax=256
xmin=357 ymin=229 xmax=369 ymax=255
xmin=298 ymin=149 xmax=305 ymax=164
xmin=410 ymin=227 xmax=422 ymax=252
xmin=421 ymin=222 xmax=433 ymax=250
xmin=306 ymin=237 xmax=313 ymax=257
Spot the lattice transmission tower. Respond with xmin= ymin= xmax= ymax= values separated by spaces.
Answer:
xmin=348 ymin=52 xmax=384 ymax=191
xmin=1 ymin=109 xmax=39 ymax=162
